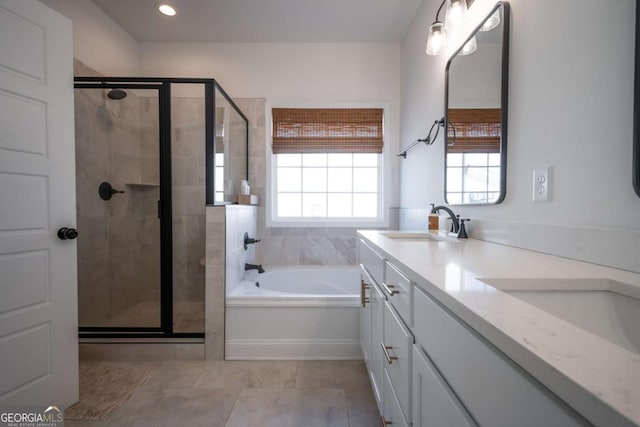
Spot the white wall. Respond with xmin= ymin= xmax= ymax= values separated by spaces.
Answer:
xmin=401 ymin=0 xmax=640 ymax=231
xmin=39 ymin=0 xmax=139 ymax=75
xmin=139 ymin=42 xmax=402 ymax=208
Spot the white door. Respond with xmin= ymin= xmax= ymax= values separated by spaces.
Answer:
xmin=0 ymin=0 xmax=78 ymax=408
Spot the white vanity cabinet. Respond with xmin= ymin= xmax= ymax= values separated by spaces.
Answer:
xmin=360 ymin=267 xmax=373 ymax=370
xmin=382 ymin=300 xmax=413 ymax=423
xmin=412 ymin=344 xmax=476 ymax=427
xmin=413 ymin=285 xmax=589 ymax=427
xmin=383 ymin=369 xmax=410 ymax=427
xmin=370 ymin=275 xmax=386 ymax=409
xmin=358 ymin=236 xmax=593 ymax=427
xmin=359 ymin=239 xmax=386 ymax=412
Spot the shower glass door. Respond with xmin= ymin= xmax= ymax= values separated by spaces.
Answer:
xmin=74 ymin=84 xmax=164 ymax=331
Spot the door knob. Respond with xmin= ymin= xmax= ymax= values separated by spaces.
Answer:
xmin=57 ymin=227 xmax=78 ymax=240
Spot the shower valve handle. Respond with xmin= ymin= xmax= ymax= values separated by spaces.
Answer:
xmin=243 ymin=232 xmax=261 ymax=250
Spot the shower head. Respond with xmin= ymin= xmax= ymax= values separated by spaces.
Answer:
xmin=107 ymin=89 xmax=127 ymax=100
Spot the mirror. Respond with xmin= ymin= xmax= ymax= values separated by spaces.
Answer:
xmin=445 ymin=2 xmax=510 ymax=205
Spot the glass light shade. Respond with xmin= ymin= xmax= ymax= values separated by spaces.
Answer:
xmin=445 ymin=0 xmax=468 ymax=32
xmin=460 ymin=36 xmax=477 ymax=55
xmin=480 ymin=9 xmax=501 ymax=31
xmin=426 ymin=22 xmax=447 ymax=56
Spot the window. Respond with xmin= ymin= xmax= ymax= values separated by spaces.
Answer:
xmin=270 ymin=108 xmax=384 ymax=225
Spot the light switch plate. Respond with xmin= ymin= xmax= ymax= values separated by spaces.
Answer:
xmin=533 ymin=168 xmax=550 ymax=202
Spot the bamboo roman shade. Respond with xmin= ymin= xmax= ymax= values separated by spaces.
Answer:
xmin=272 ymin=108 xmax=384 ymax=154
xmin=447 ymin=108 xmax=501 ymax=154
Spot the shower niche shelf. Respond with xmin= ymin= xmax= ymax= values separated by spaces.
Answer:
xmin=125 ymin=183 xmax=160 ymax=188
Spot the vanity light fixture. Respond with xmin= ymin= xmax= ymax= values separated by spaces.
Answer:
xmin=157 ymin=3 xmax=177 ymax=16
xmin=460 ymin=36 xmax=477 ymax=55
xmin=426 ymin=1 xmax=448 ymax=55
xmin=445 ymin=0 xmax=469 ymax=32
xmin=426 ymin=0 xmax=472 ymax=56
xmin=480 ymin=9 xmax=501 ymax=31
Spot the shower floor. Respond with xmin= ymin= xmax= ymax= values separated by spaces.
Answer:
xmin=96 ymin=300 xmax=205 ymax=333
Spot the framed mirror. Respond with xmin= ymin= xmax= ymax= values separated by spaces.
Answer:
xmin=444 ymin=1 xmax=510 ymax=205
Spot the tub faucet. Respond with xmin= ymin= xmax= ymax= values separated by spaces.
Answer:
xmin=245 ymin=263 xmax=265 ymax=273
xmin=430 ymin=205 xmax=460 ymax=234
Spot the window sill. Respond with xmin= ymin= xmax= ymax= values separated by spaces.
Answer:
xmin=267 ymin=218 xmax=386 ymax=228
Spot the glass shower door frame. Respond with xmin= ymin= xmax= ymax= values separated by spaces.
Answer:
xmin=74 ymin=77 xmax=248 ymax=339
xmin=73 ymin=81 xmax=185 ymax=337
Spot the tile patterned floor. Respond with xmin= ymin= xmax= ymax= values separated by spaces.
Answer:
xmin=65 ymin=360 xmax=380 ymax=427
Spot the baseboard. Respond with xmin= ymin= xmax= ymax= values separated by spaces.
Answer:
xmin=225 ymin=339 xmax=363 ymax=360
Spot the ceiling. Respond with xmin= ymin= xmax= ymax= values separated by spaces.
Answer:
xmin=92 ymin=0 xmax=423 ymax=43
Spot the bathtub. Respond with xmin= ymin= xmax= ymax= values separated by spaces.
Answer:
xmin=225 ymin=265 xmax=361 ymax=360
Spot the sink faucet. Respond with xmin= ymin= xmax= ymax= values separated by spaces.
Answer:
xmin=430 ymin=205 xmax=460 ymax=234
xmin=245 ymin=263 xmax=265 ymax=273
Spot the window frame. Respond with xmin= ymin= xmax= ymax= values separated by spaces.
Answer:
xmin=266 ymin=104 xmax=389 ymax=228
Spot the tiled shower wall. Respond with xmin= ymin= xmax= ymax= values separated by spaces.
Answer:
xmin=74 ymin=60 xmax=160 ymax=326
xmin=204 ymin=205 xmax=257 ymax=359
xmin=75 ymin=60 xmax=206 ymax=331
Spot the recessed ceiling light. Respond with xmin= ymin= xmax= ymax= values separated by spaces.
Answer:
xmin=157 ymin=4 xmax=177 ymax=16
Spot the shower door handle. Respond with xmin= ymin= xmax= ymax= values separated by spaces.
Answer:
xmin=57 ymin=227 xmax=78 ymax=240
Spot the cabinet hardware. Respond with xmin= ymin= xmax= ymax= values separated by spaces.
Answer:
xmin=381 ymin=415 xmax=393 ymax=425
xmin=361 ymin=279 xmax=371 ymax=307
xmin=383 ymin=282 xmax=399 ymax=296
xmin=381 ymin=342 xmax=398 ymax=364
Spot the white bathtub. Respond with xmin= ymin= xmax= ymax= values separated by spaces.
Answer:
xmin=225 ymin=265 xmax=361 ymax=360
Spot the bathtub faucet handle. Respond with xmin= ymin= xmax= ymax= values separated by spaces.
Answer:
xmin=244 ymin=232 xmax=261 ymax=250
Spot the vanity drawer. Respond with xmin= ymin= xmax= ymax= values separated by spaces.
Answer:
xmin=383 ymin=261 xmax=413 ymax=326
xmin=412 ymin=344 xmax=476 ymax=427
xmin=383 ymin=368 xmax=409 ymax=427
xmin=413 ymin=285 xmax=589 ymax=427
xmin=359 ymin=239 xmax=385 ymax=285
xmin=382 ymin=301 xmax=413 ymax=423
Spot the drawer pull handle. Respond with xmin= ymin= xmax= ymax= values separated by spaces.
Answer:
xmin=383 ymin=283 xmax=399 ymax=296
xmin=361 ymin=279 xmax=371 ymax=307
xmin=381 ymin=415 xmax=392 ymax=425
xmin=381 ymin=342 xmax=398 ymax=364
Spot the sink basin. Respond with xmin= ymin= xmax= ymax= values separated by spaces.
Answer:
xmin=480 ymin=278 xmax=640 ymax=355
xmin=380 ymin=231 xmax=456 ymax=242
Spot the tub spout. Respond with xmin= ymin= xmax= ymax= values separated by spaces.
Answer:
xmin=245 ymin=263 xmax=265 ymax=273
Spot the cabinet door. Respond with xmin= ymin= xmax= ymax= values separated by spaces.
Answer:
xmin=370 ymin=281 xmax=385 ymax=411
xmin=412 ymin=345 xmax=476 ymax=427
xmin=360 ymin=267 xmax=373 ymax=370
xmin=383 ymin=302 xmax=413 ymax=422
xmin=383 ymin=369 xmax=410 ymax=427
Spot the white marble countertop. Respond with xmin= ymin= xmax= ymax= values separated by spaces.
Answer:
xmin=357 ymin=230 xmax=640 ymax=427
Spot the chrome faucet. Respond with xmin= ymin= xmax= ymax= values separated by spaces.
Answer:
xmin=430 ymin=205 xmax=460 ymax=234
xmin=245 ymin=263 xmax=265 ymax=273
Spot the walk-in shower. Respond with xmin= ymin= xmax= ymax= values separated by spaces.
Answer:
xmin=73 ymin=67 xmax=248 ymax=339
